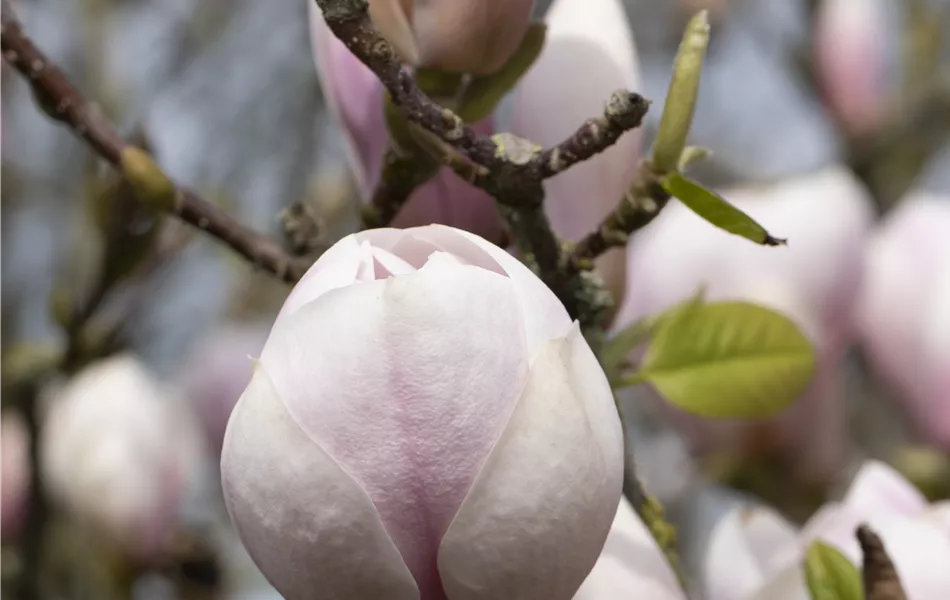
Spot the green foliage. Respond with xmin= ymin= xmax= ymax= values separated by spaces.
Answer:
xmin=805 ymin=542 xmax=864 ymax=600
xmin=457 ymin=23 xmax=547 ymax=123
xmin=661 ymin=171 xmax=786 ymax=246
xmin=622 ymin=301 xmax=816 ymax=419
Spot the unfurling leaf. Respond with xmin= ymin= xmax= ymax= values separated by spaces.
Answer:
xmin=623 ymin=301 xmax=816 ymax=418
xmin=677 ymin=146 xmax=712 ymax=172
xmin=457 ymin=23 xmax=547 ymax=123
xmin=661 ymin=171 xmax=786 ymax=246
xmin=601 ymin=288 xmax=705 ymax=384
xmin=805 ymin=541 xmax=864 ymax=600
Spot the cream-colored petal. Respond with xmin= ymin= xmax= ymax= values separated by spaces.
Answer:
xmin=221 ymin=365 xmax=419 ymax=600
xmin=744 ymin=563 xmax=810 ymax=600
xmin=438 ymin=335 xmax=623 ymax=600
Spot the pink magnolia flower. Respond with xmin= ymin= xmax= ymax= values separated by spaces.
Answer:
xmin=308 ymin=3 xmax=504 ymax=241
xmin=1 ymin=411 xmax=31 ymax=541
xmin=221 ymin=225 xmax=624 ymax=600
xmin=703 ymin=461 xmax=950 ymax=600
xmin=41 ymin=356 xmax=205 ymax=563
xmin=573 ymin=497 xmax=685 ymax=600
xmin=615 ymin=166 xmax=875 ymax=481
xmin=504 ymin=0 xmax=643 ymax=304
xmin=180 ymin=323 xmax=269 ymax=454
xmin=362 ymin=0 xmax=535 ymax=75
xmin=814 ymin=0 xmax=888 ymax=136
xmin=856 ymin=194 xmax=950 ymax=448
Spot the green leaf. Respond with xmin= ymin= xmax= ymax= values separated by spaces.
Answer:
xmin=601 ymin=288 xmax=705 ymax=384
xmin=623 ymin=301 xmax=816 ymax=418
xmin=457 ymin=23 xmax=547 ymax=123
xmin=661 ymin=171 xmax=786 ymax=246
xmin=805 ymin=542 xmax=864 ymax=600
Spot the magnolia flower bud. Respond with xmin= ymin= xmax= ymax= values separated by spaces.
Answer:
xmin=308 ymin=4 xmax=504 ymax=241
xmin=221 ymin=225 xmax=624 ymax=600
xmin=574 ymin=497 xmax=685 ymax=600
xmin=504 ymin=0 xmax=642 ymax=305
xmin=365 ymin=0 xmax=535 ymax=75
xmin=1 ymin=412 xmax=30 ymax=541
xmin=856 ymin=194 xmax=950 ymax=448
xmin=704 ymin=461 xmax=950 ymax=600
xmin=41 ymin=356 xmax=205 ymax=563
xmin=814 ymin=0 xmax=888 ymax=136
xmin=181 ymin=324 xmax=269 ymax=454
xmin=615 ymin=166 xmax=875 ymax=481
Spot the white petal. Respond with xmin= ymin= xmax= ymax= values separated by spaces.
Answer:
xmin=842 ymin=460 xmax=928 ymax=519
xmin=221 ymin=365 xmax=419 ymax=600
xmin=438 ymin=333 xmax=624 ymax=600
xmin=260 ymin=261 xmax=530 ymax=593
xmin=414 ymin=225 xmax=574 ymax=354
xmin=573 ymin=498 xmax=685 ymax=600
xmin=273 ymin=234 xmax=364 ymax=325
xmin=866 ymin=517 xmax=950 ymax=600
xmin=703 ymin=506 xmax=798 ymax=600
xmin=744 ymin=563 xmax=810 ymax=600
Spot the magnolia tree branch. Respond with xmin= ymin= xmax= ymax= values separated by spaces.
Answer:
xmin=0 ymin=2 xmax=310 ymax=283
xmin=312 ymin=0 xmax=648 ymax=325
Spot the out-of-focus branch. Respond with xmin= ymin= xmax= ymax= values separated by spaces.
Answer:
xmin=0 ymin=2 xmax=310 ymax=283
xmin=857 ymin=525 xmax=908 ymax=600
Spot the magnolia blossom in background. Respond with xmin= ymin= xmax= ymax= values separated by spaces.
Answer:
xmin=308 ymin=0 xmax=644 ymax=302
xmin=41 ymin=356 xmax=205 ymax=563
xmin=1 ymin=411 xmax=31 ymax=541
xmin=615 ymin=166 xmax=875 ymax=481
xmin=856 ymin=194 xmax=950 ymax=449
xmin=221 ymin=225 xmax=624 ymax=600
xmin=703 ymin=460 xmax=950 ymax=600
xmin=813 ymin=0 xmax=888 ymax=136
xmin=181 ymin=323 xmax=269 ymax=453
xmin=503 ymin=0 xmax=643 ymax=305
xmin=307 ymin=2 xmax=503 ymax=241
xmin=574 ymin=497 xmax=685 ymax=600
xmin=364 ymin=0 xmax=535 ymax=75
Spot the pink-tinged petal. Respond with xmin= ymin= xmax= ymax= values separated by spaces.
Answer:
xmin=744 ymin=564 xmax=810 ymax=600
xmin=421 ymin=226 xmax=574 ymax=354
xmin=274 ymin=234 xmax=365 ymax=326
xmin=573 ymin=498 xmax=685 ymax=600
xmin=507 ymin=0 xmax=641 ymax=302
xmin=308 ymin=3 xmax=387 ymax=196
xmin=260 ymin=262 xmax=529 ymax=597
xmin=814 ymin=0 xmax=887 ymax=136
xmin=703 ymin=506 xmax=799 ymax=600
xmin=409 ymin=0 xmax=535 ymax=75
xmin=221 ymin=365 xmax=419 ymax=600
xmin=842 ymin=461 xmax=928 ymax=520
xmin=856 ymin=194 xmax=950 ymax=448
xmin=926 ymin=502 xmax=950 ymax=537
xmin=1 ymin=412 xmax=30 ymax=541
xmin=438 ymin=330 xmax=623 ymax=600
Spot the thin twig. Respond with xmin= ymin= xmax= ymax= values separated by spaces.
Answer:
xmin=1 ymin=2 xmax=310 ymax=283
xmin=857 ymin=524 xmax=908 ymax=600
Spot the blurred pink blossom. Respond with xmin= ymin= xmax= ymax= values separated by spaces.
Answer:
xmin=222 ymin=225 xmax=624 ymax=600
xmin=704 ymin=461 xmax=950 ymax=600
xmin=1 ymin=411 xmax=31 ymax=541
xmin=41 ymin=356 xmax=205 ymax=563
xmin=181 ymin=323 xmax=269 ymax=454
xmin=856 ymin=193 xmax=950 ymax=448
xmin=814 ymin=0 xmax=888 ymax=136
xmin=615 ymin=166 xmax=875 ymax=481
